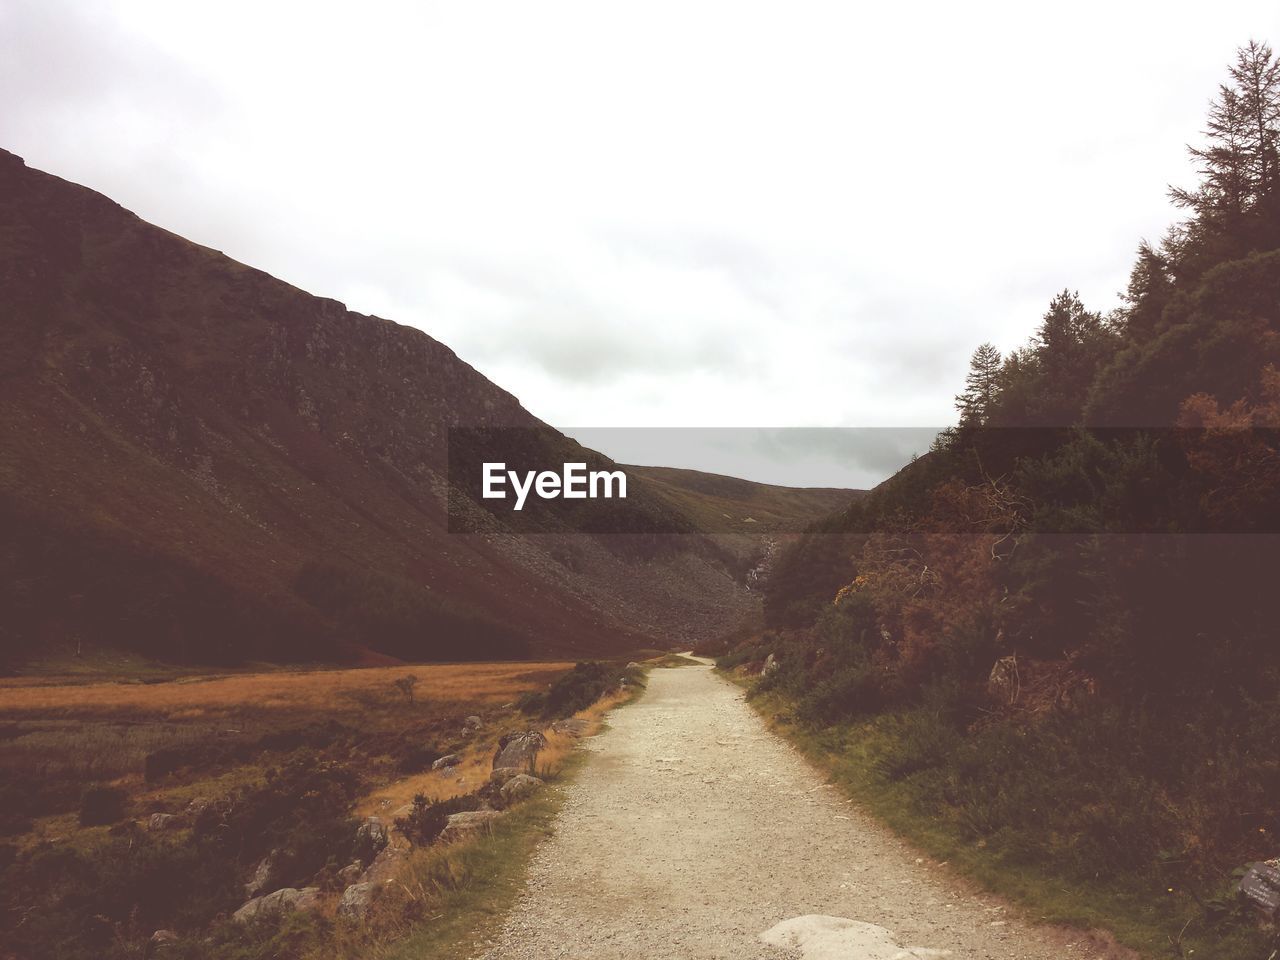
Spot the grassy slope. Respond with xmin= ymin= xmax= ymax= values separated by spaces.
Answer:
xmin=732 ymin=678 xmax=1272 ymax=960
xmin=627 ymin=464 xmax=860 ymax=533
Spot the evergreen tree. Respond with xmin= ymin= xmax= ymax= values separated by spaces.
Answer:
xmin=1121 ymin=241 xmax=1173 ymax=338
xmin=1171 ymin=40 xmax=1280 ymax=225
xmin=956 ymin=342 xmax=1002 ymax=425
xmin=1035 ymin=290 xmax=1105 ymax=364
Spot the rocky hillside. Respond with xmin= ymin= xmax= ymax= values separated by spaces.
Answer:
xmin=0 ymin=149 xmax=853 ymax=669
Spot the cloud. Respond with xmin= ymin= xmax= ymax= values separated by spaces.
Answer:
xmin=3 ymin=0 xmax=1275 ymax=484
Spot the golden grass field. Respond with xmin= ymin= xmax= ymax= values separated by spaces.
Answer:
xmin=0 ymin=661 xmax=573 ymax=718
xmin=356 ymin=686 xmax=632 ymax=818
xmin=0 ymin=660 xmax=582 ymax=850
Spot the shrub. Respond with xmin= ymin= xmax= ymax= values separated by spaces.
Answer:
xmin=395 ymin=792 xmax=480 ymax=846
xmin=518 ymin=661 xmax=636 ymax=719
xmin=715 ymin=636 xmax=774 ymax=671
xmin=211 ymin=753 xmax=363 ymax=885
xmin=795 ymin=661 xmax=887 ymax=727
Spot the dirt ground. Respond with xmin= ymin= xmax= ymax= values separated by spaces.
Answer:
xmin=475 ymin=661 xmax=1133 ymax=960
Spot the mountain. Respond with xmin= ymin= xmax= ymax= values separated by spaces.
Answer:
xmin=0 ymin=148 xmax=855 ymax=671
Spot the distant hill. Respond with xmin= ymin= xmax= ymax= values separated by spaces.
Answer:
xmin=0 ymin=149 xmax=855 ymax=671
xmin=626 ymin=465 xmax=859 ymax=533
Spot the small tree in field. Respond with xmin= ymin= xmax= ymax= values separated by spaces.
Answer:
xmin=393 ymin=675 xmax=419 ymax=704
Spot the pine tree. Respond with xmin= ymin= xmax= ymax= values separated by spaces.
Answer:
xmin=956 ymin=342 xmax=1002 ymax=425
xmin=1035 ymin=291 xmax=1103 ymax=363
xmin=1171 ymin=41 xmax=1280 ymax=223
xmin=1122 ymin=241 xmax=1174 ymax=338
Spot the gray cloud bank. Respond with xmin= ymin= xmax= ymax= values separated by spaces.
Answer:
xmin=4 ymin=0 xmax=1278 ymax=486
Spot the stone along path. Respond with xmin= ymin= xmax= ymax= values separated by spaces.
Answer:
xmin=476 ymin=663 xmax=1125 ymax=960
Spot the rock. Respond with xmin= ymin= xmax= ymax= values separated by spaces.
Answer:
xmin=336 ymin=861 xmax=364 ymax=889
xmin=551 ymin=717 xmax=590 ymax=737
xmin=1239 ymin=860 xmax=1280 ymax=917
xmin=431 ymin=753 xmax=461 ymax=771
xmin=243 ymin=850 xmax=280 ymax=898
xmin=492 ymin=731 xmax=546 ymax=773
xmin=147 ymin=812 xmax=177 ymax=831
xmin=760 ymin=915 xmax=950 ymax=960
xmin=438 ymin=810 xmax=502 ymax=844
xmin=150 ymin=929 xmax=178 ymax=946
xmin=353 ymin=816 xmax=389 ymax=861
xmin=626 ymin=661 xmax=641 ymax=670
xmin=761 ymin=653 xmax=779 ymax=678
xmin=987 ymin=655 xmax=1020 ymax=705
xmin=499 ymin=773 xmax=543 ymax=804
xmin=184 ymin=797 xmax=212 ymax=818
xmin=489 ymin=767 xmax=526 ymax=787
xmin=232 ymin=886 xmax=321 ymax=924
xmin=361 ymin=843 xmax=408 ymax=885
xmin=462 ymin=715 xmax=483 ymax=731
xmin=337 ymin=881 xmax=377 ymax=920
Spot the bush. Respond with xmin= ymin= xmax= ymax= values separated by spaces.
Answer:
xmin=210 ymin=753 xmax=363 ymax=885
xmin=395 ymin=792 xmax=480 ymax=846
xmin=518 ymin=661 xmax=638 ymax=719
xmin=715 ymin=637 xmax=774 ymax=671
xmin=795 ymin=661 xmax=887 ymax=726
xmin=78 ymin=785 xmax=127 ymax=826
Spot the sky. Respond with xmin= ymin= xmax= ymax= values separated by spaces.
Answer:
xmin=3 ymin=0 xmax=1279 ymax=486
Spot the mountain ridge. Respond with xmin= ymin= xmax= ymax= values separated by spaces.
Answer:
xmin=0 ymin=148 xmax=856 ymax=670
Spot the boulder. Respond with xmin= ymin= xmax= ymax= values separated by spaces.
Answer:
xmin=438 ymin=810 xmax=502 ymax=844
xmin=551 ymin=718 xmax=590 ymax=737
xmin=336 ymin=861 xmax=364 ymax=889
xmin=337 ymin=881 xmax=377 ymax=920
xmin=499 ymin=773 xmax=543 ymax=805
xmin=353 ymin=816 xmax=389 ymax=861
xmin=150 ymin=929 xmax=178 ymax=946
xmin=761 ymin=653 xmax=779 ymax=678
xmin=361 ymin=843 xmax=408 ymax=885
xmin=147 ymin=812 xmax=177 ymax=832
xmin=492 ymin=731 xmax=546 ymax=773
xmin=184 ymin=797 xmax=212 ymax=818
xmin=987 ymin=655 xmax=1020 ymax=705
xmin=243 ymin=850 xmax=280 ymax=898
xmin=462 ymin=715 xmax=483 ymax=732
xmin=232 ymin=886 xmax=321 ymax=924
xmin=489 ymin=767 xmax=525 ymax=788
xmin=431 ymin=753 xmax=461 ymax=771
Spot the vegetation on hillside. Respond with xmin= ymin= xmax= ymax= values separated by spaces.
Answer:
xmin=0 ymin=659 xmax=630 ymax=960
xmin=748 ymin=41 xmax=1280 ymax=956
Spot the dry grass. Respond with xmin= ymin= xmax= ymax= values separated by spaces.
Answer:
xmin=357 ymin=683 xmax=637 ymax=820
xmin=322 ymin=683 xmax=644 ymax=960
xmin=0 ymin=661 xmax=572 ymax=718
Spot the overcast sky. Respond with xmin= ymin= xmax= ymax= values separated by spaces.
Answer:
xmin=4 ymin=1 xmax=1278 ymax=486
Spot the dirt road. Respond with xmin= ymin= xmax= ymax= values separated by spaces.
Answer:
xmin=477 ymin=662 xmax=1124 ymax=959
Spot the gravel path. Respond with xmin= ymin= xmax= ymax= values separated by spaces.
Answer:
xmin=476 ymin=663 xmax=1127 ymax=960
